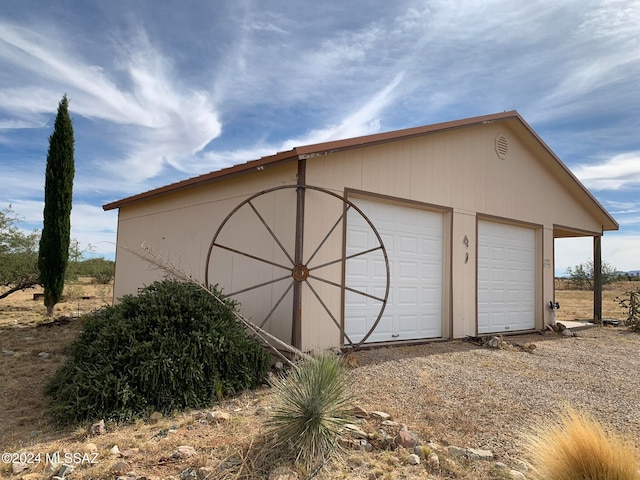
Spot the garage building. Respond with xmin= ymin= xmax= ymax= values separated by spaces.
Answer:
xmin=103 ymin=111 xmax=618 ymax=351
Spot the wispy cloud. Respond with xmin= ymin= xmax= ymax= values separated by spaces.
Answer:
xmin=0 ymin=22 xmax=222 ymax=182
xmin=573 ymin=152 xmax=640 ymax=190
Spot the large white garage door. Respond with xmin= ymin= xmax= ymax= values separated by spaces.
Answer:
xmin=477 ymin=220 xmax=536 ymax=334
xmin=344 ymin=198 xmax=443 ymax=344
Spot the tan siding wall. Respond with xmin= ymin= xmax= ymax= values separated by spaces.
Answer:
xmin=113 ymin=122 xmax=609 ymax=348
xmin=305 ymin=123 xmax=605 ymax=340
xmin=113 ymin=162 xmax=298 ymax=344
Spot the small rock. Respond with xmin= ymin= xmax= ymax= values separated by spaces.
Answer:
xmin=447 ymin=446 xmax=467 ymax=458
xmin=352 ymin=405 xmax=369 ymax=418
xmin=172 ymin=445 xmax=197 ymax=459
xmin=562 ymin=328 xmax=575 ymax=337
xmin=57 ymin=464 xmax=75 ymax=477
xmin=370 ymin=411 xmax=391 ymax=420
xmin=413 ymin=445 xmax=427 ymax=459
xmin=110 ymin=445 xmax=121 ymax=456
xmin=394 ymin=429 xmax=418 ymax=448
xmin=85 ymin=442 xmax=98 ymax=453
xmin=484 ymin=336 xmax=499 ymax=348
xmin=426 ymin=452 xmax=440 ymax=469
xmin=343 ymin=423 xmax=368 ymax=439
xmin=495 ymin=462 xmax=508 ymax=469
xmin=407 ymin=454 xmax=421 ymax=465
xmin=268 ymin=466 xmax=299 ymax=480
xmin=149 ymin=411 xmax=163 ymax=423
xmin=91 ymin=419 xmax=106 ymax=435
xmin=111 ymin=461 xmax=130 ymax=476
xmin=12 ymin=462 xmax=29 ymax=474
xmin=180 ymin=467 xmax=198 ymax=480
xmin=467 ymin=448 xmax=494 ymax=461
xmin=381 ymin=419 xmax=400 ymax=427
xmin=2 ymin=349 xmax=15 ymax=356
xmin=206 ymin=410 xmax=231 ymax=422
xmin=359 ymin=439 xmax=373 ymax=452
xmin=38 ymin=351 xmax=50 ymax=359
xmin=274 ymin=361 xmax=284 ymax=370
xmin=509 ymin=470 xmax=526 ymax=479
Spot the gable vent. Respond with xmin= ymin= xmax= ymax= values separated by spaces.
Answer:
xmin=495 ymin=133 xmax=509 ymax=159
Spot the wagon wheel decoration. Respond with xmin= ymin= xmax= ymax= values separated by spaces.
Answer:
xmin=204 ymin=184 xmax=389 ymax=349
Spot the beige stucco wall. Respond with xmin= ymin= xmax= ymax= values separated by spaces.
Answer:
xmin=112 ymin=120 xmax=609 ymax=350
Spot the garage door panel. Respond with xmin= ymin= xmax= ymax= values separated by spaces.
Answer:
xmin=478 ymin=220 xmax=535 ymax=334
xmin=345 ymin=198 xmax=443 ymax=344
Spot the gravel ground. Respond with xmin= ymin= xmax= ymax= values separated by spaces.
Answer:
xmin=347 ymin=326 xmax=640 ymax=464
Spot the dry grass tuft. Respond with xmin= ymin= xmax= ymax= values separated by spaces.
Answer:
xmin=524 ymin=407 xmax=639 ymax=480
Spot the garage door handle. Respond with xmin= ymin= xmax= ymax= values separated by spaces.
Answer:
xmin=392 ymin=334 xmax=400 ymax=338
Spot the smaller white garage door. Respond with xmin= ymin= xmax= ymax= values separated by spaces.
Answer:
xmin=344 ymin=198 xmax=443 ymax=344
xmin=477 ymin=220 xmax=536 ymax=334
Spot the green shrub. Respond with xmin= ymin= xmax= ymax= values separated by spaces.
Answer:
xmin=44 ymin=279 xmax=270 ymax=424
xmin=265 ymin=355 xmax=354 ymax=469
xmin=66 ymin=257 xmax=115 ymax=283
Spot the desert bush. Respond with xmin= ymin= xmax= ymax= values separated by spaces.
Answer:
xmin=265 ymin=355 xmax=354 ymax=469
xmin=616 ymin=288 xmax=640 ymax=332
xmin=66 ymin=257 xmax=114 ymax=283
xmin=525 ymin=407 xmax=639 ymax=480
xmin=44 ymin=279 xmax=270 ymax=424
xmin=565 ymin=259 xmax=621 ymax=290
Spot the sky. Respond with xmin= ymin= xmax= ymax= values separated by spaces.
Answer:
xmin=0 ymin=0 xmax=639 ymax=276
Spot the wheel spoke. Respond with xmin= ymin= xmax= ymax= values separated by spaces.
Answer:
xmin=248 ymin=200 xmax=295 ymax=265
xmin=257 ymin=280 xmax=295 ymax=329
xmin=308 ymin=274 xmax=386 ymax=303
xmin=304 ymin=278 xmax=356 ymax=346
xmin=227 ymin=274 xmax=292 ymax=297
xmin=212 ymin=242 xmax=292 ymax=271
xmin=305 ymin=205 xmax=350 ymax=267
xmin=308 ymin=245 xmax=383 ymax=273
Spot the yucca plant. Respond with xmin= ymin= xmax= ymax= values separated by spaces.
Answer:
xmin=525 ymin=407 xmax=639 ymax=480
xmin=265 ymin=355 xmax=354 ymax=469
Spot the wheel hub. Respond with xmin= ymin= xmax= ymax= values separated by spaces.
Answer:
xmin=292 ymin=264 xmax=309 ymax=281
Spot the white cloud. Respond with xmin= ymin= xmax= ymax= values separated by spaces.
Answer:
xmin=280 ymin=73 xmax=405 ymax=148
xmin=70 ymin=203 xmax=118 ymax=255
xmin=555 ymin=233 xmax=640 ymax=274
xmin=573 ymin=152 xmax=640 ymax=190
xmin=0 ymin=23 xmax=222 ymax=183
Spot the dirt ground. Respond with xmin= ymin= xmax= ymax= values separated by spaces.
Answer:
xmin=0 ymin=280 xmax=636 ymax=479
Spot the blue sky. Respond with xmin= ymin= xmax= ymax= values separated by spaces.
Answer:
xmin=0 ymin=0 xmax=639 ymax=275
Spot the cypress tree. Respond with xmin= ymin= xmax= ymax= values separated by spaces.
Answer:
xmin=39 ymin=94 xmax=75 ymax=316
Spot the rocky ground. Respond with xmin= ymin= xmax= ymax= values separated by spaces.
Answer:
xmin=2 ymin=317 xmax=639 ymax=480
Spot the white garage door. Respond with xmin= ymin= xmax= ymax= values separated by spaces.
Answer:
xmin=477 ymin=220 xmax=536 ymax=334
xmin=344 ymin=198 xmax=443 ymax=344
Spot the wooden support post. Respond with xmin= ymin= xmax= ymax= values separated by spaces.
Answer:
xmin=291 ymin=159 xmax=306 ymax=349
xmin=593 ymin=235 xmax=602 ymax=324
